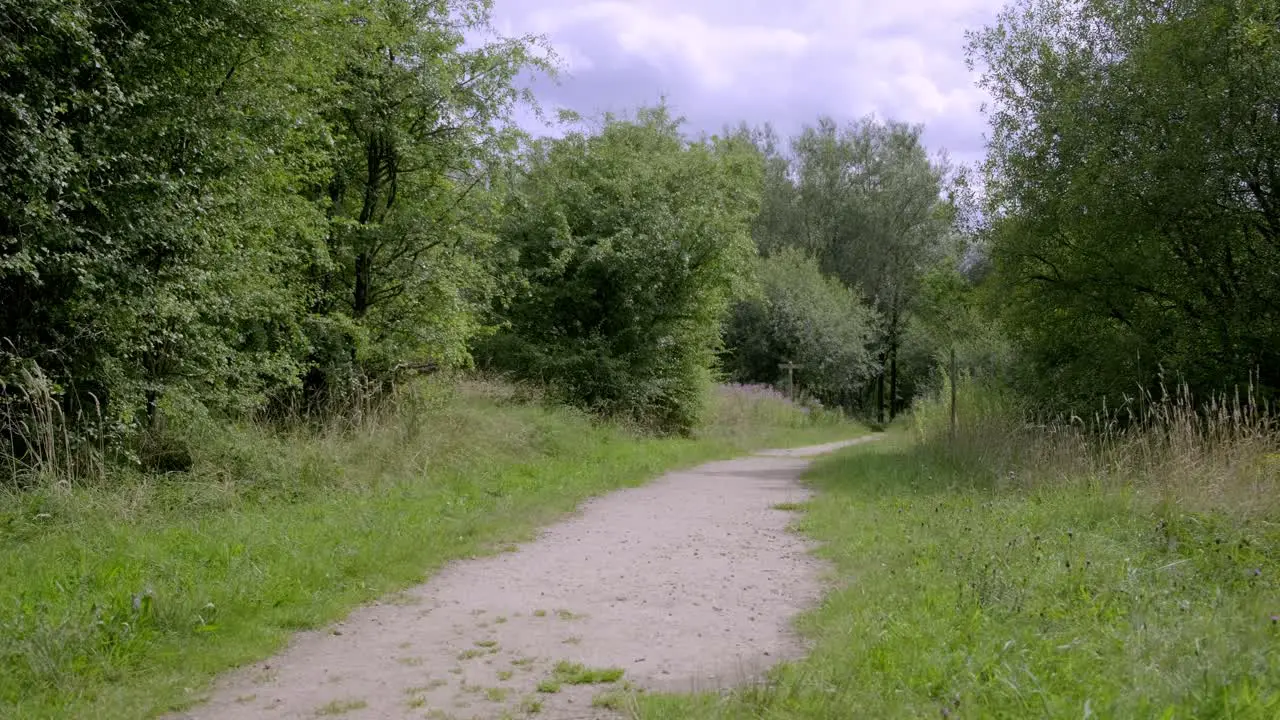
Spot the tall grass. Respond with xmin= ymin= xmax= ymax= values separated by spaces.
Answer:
xmin=1 ymin=364 xmax=107 ymax=487
xmin=912 ymin=374 xmax=1279 ymax=517
xmin=702 ymin=383 xmax=846 ymax=443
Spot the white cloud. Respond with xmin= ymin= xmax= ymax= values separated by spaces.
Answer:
xmin=494 ymin=0 xmax=1006 ymax=165
xmin=524 ymin=1 xmax=810 ymax=91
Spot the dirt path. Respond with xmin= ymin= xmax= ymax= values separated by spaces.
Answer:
xmin=177 ymin=438 xmax=871 ymax=720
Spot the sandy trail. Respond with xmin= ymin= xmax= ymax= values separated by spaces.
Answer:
xmin=176 ymin=438 xmax=871 ymax=720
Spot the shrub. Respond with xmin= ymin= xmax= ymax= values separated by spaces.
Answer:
xmin=723 ymin=248 xmax=878 ymax=410
xmin=480 ymin=108 xmax=760 ymax=434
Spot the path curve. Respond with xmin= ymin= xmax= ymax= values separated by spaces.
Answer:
xmin=177 ymin=437 xmax=872 ymax=720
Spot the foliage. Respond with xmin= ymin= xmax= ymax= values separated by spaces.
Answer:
xmin=1 ymin=0 xmax=548 ymax=474
xmin=735 ymin=117 xmax=960 ymax=419
xmin=969 ymin=0 xmax=1280 ymax=410
xmin=479 ymin=108 xmax=761 ymax=434
xmin=301 ymin=0 xmax=552 ymax=400
xmin=723 ymin=248 xmax=878 ymax=409
xmin=1 ymin=0 xmax=323 ymax=446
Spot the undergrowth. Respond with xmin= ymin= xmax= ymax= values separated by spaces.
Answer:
xmin=0 ymin=376 xmax=858 ymax=719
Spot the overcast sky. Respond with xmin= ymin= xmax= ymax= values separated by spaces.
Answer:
xmin=490 ymin=0 xmax=1006 ymax=169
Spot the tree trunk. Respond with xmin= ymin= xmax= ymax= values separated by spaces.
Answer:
xmin=353 ymin=252 xmax=371 ymax=318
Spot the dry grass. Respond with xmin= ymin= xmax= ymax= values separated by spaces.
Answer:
xmin=912 ymin=376 xmax=1279 ymax=517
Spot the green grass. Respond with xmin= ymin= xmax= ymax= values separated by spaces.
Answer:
xmin=314 ymin=698 xmax=367 ymax=716
xmin=637 ymin=430 xmax=1280 ymax=719
xmin=551 ymin=660 xmax=624 ymax=685
xmin=0 ymin=378 xmax=859 ymax=718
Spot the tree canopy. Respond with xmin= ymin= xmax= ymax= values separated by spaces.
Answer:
xmin=969 ymin=0 xmax=1280 ymax=409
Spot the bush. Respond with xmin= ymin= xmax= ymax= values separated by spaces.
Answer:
xmin=723 ymin=248 xmax=878 ymax=410
xmin=479 ymin=108 xmax=760 ymax=434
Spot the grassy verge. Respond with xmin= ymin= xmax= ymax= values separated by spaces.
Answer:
xmin=638 ymin=386 xmax=1279 ymax=719
xmin=0 ymin=378 xmax=860 ymax=719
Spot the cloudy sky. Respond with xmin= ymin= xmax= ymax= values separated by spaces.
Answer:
xmin=490 ymin=0 xmax=1007 ymax=168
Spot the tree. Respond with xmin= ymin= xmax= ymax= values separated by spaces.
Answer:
xmin=302 ymin=0 xmax=551 ymax=400
xmin=969 ymin=0 xmax=1280 ymax=409
xmin=775 ymin=117 xmax=954 ymax=419
xmin=723 ymin=248 xmax=879 ymax=410
xmin=479 ymin=108 xmax=761 ymax=434
xmin=1 ymin=0 xmax=324 ymax=451
xmin=1 ymin=0 xmax=550 ymax=473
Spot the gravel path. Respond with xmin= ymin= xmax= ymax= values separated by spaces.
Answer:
xmin=177 ymin=437 xmax=871 ymax=720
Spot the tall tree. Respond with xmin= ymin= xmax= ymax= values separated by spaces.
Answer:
xmin=304 ymin=0 xmax=550 ymax=395
xmin=787 ymin=118 xmax=953 ymax=419
xmin=970 ymin=0 xmax=1280 ymax=409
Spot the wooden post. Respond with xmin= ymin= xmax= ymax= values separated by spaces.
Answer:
xmin=949 ymin=344 xmax=957 ymax=441
xmin=779 ymin=361 xmax=803 ymax=403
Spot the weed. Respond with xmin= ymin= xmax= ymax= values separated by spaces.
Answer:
xmin=535 ymin=680 xmax=561 ymax=694
xmin=484 ymin=687 xmax=509 ymax=702
xmin=314 ymin=698 xmax=367 ymax=716
xmin=552 ymin=661 xmax=623 ymax=684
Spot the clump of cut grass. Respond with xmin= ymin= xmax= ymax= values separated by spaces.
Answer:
xmin=552 ymin=661 xmax=624 ymax=685
xmin=592 ymin=688 xmax=635 ymax=710
xmin=314 ymin=698 xmax=367 ymax=716
xmin=483 ymin=686 xmax=509 ymax=702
